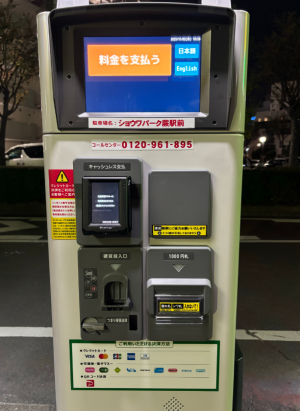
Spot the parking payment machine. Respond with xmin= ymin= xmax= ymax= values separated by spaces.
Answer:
xmin=38 ymin=0 xmax=249 ymax=409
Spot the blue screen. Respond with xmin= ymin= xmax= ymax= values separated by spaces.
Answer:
xmin=84 ymin=36 xmax=202 ymax=113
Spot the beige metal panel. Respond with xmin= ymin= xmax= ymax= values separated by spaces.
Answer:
xmin=228 ymin=10 xmax=250 ymax=133
xmin=37 ymin=10 xmax=249 ymax=135
xmin=37 ymin=13 xmax=59 ymax=134
xmin=44 ymin=132 xmax=243 ymax=411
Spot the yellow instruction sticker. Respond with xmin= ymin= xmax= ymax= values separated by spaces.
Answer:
xmin=153 ymin=225 xmax=207 ymax=236
xmin=50 ymin=199 xmax=76 ymax=240
xmin=159 ymin=302 xmax=200 ymax=312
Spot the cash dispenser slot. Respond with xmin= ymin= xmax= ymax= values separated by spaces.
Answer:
xmin=147 ymin=279 xmax=211 ymax=325
xmin=147 ymin=247 xmax=212 ymax=342
xmin=155 ymin=295 xmax=204 ymax=324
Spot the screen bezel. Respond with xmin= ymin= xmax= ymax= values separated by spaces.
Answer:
xmin=82 ymin=177 xmax=128 ymax=232
xmin=50 ymin=3 xmax=235 ymax=129
xmin=83 ymin=36 xmax=203 ymax=115
xmin=91 ymin=180 xmax=120 ymax=225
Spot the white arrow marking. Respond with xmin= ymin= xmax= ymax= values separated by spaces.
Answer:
xmin=172 ymin=264 xmax=185 ymax=273
xmin=0 ymin=220 xmax=38 ymax=233
xmin=110 ymin=264 xmax=122 ymax=271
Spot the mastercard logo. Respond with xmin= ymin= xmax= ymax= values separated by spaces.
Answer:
xmin=99 ymin=354 xmax=108 ymax=359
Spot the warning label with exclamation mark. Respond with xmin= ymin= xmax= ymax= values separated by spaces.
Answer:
xmin=48 ymin=169 xmax=76 ymax=240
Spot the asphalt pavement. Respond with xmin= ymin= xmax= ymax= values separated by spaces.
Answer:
xmin=0 ymin=217 xmax=299 ymax=410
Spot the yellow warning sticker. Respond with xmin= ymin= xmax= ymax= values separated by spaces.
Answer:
xmin=159 ymin=302 xmax=200 ymax=312
xmin=56 ymin=170 xmax=69 ymax=183
xmin=50 ymin=199 xmax=76 ymax=240
xmin=152 ymin=225 xmax=207 ymax=236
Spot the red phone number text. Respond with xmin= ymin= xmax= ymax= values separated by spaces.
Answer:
xmin=92 ymin=141 xmax=193 ymax=150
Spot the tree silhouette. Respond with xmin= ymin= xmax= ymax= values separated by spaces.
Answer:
xmin=0 ymin=0 xmax=38 ymax=166
xmin=256 ymin=13 xmax=300 ymax=167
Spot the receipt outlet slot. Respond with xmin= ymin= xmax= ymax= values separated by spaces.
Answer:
xmin=147 ymin=247 xmax=212 ymax=342
xmin=78 ymin=247 xmax=142 ymax=341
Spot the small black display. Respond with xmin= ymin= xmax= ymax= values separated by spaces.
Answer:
xmin=91 ymin=181 xmax=119 ymax=224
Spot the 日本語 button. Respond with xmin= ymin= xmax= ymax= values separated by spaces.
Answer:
xmin=175 ymin=44 xmax=200 ymax=58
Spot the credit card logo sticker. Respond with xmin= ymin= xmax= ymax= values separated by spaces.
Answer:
xmin=154 ymin=368 xmax=164 ymax=373
xmin=113 ymin=354 xmax=122 ymax=359
xmin=99 ymin=354 xmax=108 ymax=359
xmin=140 ymin=353 xmax=150 ymax=360
xmin=127 ymin=353 xmax=135 ymax=360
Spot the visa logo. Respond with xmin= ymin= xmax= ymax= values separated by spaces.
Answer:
xmin=85 ymin=355 xmax=95 ymax=358
xmin=127 ymin=353 xmax=135 ymax=360
xmin=154 ymin=367 xmax=164 ymax=374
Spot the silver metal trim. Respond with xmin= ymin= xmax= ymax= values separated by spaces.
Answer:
xmin=147 ymin=278 xmax=211 ymax=288
xmin=78 ymin=112 xmax=208 ymax=118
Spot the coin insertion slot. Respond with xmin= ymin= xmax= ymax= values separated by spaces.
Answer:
xmin=104 ymin=281 xmax=126 ymax=306
xmin=102 ymin=273 xmax=131 ymax=311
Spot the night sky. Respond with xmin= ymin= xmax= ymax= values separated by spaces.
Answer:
xmin=234 ymin=0 xmax=300 ymax=41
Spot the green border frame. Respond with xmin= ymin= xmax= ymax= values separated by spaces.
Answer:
xmin=69 ymin=339 xmax=220 ymax=391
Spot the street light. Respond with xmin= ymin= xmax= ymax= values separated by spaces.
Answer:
xmin=259 ymin=136 xmax=267 ymax=156
xmin=257 ymin=143 xmax=261 ymax=147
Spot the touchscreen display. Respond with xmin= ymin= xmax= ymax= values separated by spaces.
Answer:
xmin=84 ymin=36 xmax=201 ymax=113
xmin=91 ymin=181 xmax=119 ymax=224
